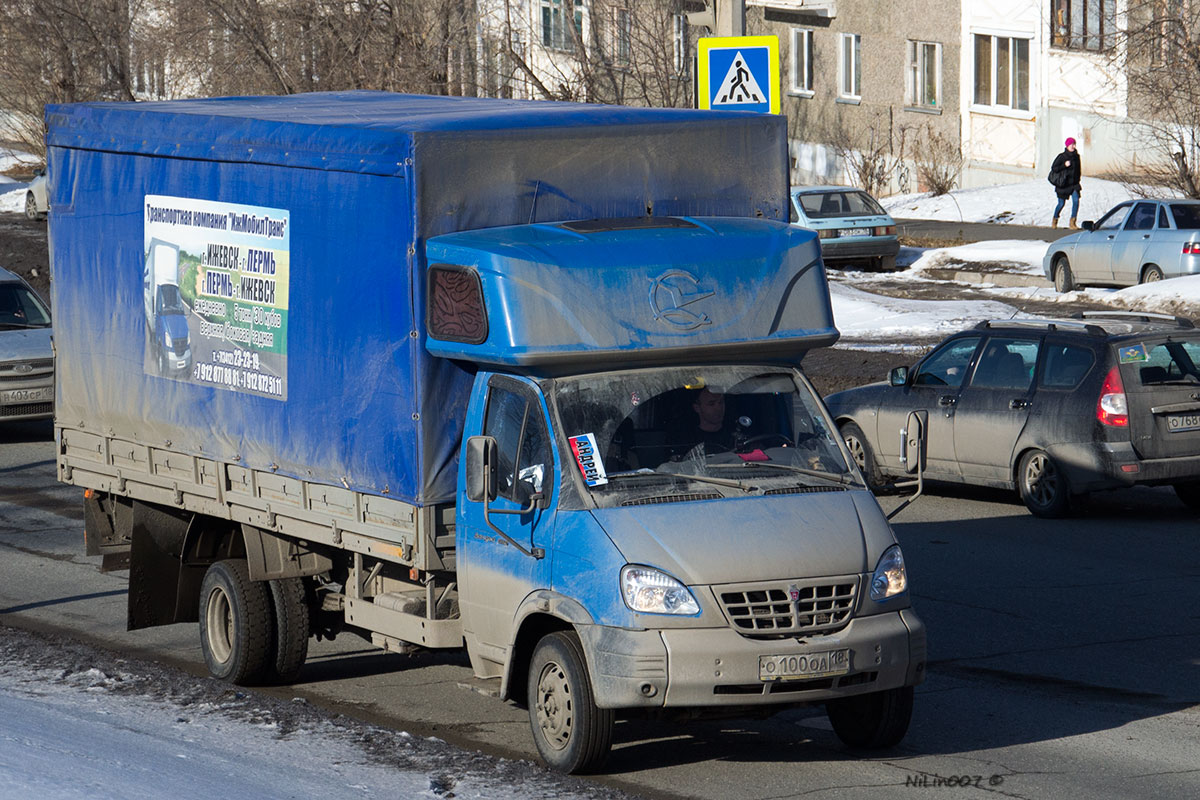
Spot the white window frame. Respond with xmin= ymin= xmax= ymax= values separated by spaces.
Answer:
xmin=542 ymin=0 xmax=582 ymax=52
xmin=972 ymin=32 xmax=1031 ymax=116
xmin=838 ymin=33 xmax=861 ymax=101
xmin=790 ymin=28 xmax=814 ymax=96
xmin=905 ymin=40 xmax=941 ymax=109
xmin=612 ymin=7 xmax=631 ymax=65
xmin=673 ymin=13 xmax=687 ymax=74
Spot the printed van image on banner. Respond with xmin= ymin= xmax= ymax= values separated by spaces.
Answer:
xmin=143 ymin=195 xmax=290 ymax=400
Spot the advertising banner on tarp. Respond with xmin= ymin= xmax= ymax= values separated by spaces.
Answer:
xmin=143 ymin=195 xmax=290 ymax=400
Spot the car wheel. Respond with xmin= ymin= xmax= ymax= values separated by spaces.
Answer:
xmin=1141 ymin=265 xmax=1164 ymax=284
xmin=1172 ymin=481 xmax=1200 ymax=511
xmin=827 ymin=686 xmax=914 ymax=749
xmin=1053 ymin=256 xmax=1075 ymax=293
xmin=840 ymin=421 xmax=885 ymax=492
xmin=24 ymin=193 xmax=38 ymax=220
xmin=198 ymin=560 xmax=273 ymax=685
xmin=527 ymin=631 xmax=614 ymax=774
xmin=875 ymin=255 xmax=896 ymax=272
xmin=1017 ymin=449 xmax=1071 ymax=518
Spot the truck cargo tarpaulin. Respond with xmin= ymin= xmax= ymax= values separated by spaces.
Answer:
xmin=46 ymin=91 xmax=788 ymax=506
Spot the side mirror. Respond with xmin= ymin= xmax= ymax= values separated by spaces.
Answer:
xmin=465 ymin=435 xmax=498 ymax=503
xmin=1082 ymin=220 xmax=1095 ymax=231
xmin=889 ymin=366 xmax=909 ymax=386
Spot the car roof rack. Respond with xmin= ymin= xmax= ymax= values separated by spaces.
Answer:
xmin=1069 ymin=310 xmax=1195 ymax=329
xmin=974 ymin=318 xmax=1107 ymax=336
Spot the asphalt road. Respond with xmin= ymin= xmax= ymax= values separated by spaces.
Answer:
xmin=2 ymin=420 xmax=1198 ymax=799
xmin=894 ymin=217 xmax=1077 ymax=243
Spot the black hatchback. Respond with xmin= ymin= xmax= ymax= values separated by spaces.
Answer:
xmin=824 ymin=312 xmax=1200 ymax=517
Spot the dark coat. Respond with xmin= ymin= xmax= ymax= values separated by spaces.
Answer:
xmin=1050 ymin=149 xmax=1082 ymax=198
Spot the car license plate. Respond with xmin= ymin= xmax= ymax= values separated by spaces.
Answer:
xmin=838 ymin=228 xmax=864 ymax=238
xmin=1167 ymin=413 xmax=1200 ymax=433
xmin=759 ymin=649 xmax=850 ymax=681
xmin=0 ymin=387 xmax=52 ymax=404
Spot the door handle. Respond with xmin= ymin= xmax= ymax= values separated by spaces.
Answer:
xmin=938 ymin=395 xmax=957 ymax=407
xmin=1143 ymin=234 xmax=1151 ymax=239
xmin=1009 ymin=398 xmax=1031 ymax=410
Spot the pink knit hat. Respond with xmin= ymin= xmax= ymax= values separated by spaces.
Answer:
xmin=1065 ymin=137 xmax=1076 ymax=147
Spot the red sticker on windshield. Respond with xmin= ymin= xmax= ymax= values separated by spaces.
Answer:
xmin=568 ymin=433 xmax=608 ymax=487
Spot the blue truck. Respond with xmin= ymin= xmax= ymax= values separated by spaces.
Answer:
xmin=50 ymin=92 xmax=925 ymax=773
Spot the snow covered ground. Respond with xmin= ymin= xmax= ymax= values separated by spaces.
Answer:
xmin=0 ymin=625 xmax=628 ymax=800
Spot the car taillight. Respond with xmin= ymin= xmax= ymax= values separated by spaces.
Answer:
xmin=874 ymin=225 xmax=897 ymax=236
xmin=818 ymin=229 xmax=838 ymax=239
xmin=1097 ymin=366 xmax=1128 ymax=427
xmin=1183 ymin=242 xmax=1200 ymax=254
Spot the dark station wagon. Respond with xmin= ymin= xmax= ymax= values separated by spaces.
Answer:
xmin=825 ymin=312 xmax=1200 ymax=516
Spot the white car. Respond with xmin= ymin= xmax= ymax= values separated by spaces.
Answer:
xmin=24 ymin=170 xmax=47 ymax=220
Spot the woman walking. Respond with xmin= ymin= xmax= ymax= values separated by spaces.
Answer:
xmin=1050 ymin=138 xmax=1082 ymax=229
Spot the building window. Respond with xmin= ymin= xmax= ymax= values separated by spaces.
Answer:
xmin=542 ymin=0 xmax=582 ymax=52
xmin=1051 ymin=0 xmax=1116 ymax=51
xmin=612 ymin=7 xmax=631 ymax=65
xmin=1152 ymin=0 xmax=1185 ymax=66
xmin=790 ymin=29 xmax=814 ymax=95
xmin=973 ymin=33 xmax=1030 ymax=111
xmin=906 ymin=41 xmax=940 ymax=108
xmin=839 ymin=33 xmax=861 ymax=99
xmin=673 ymin=13 xmax=688 ymax=74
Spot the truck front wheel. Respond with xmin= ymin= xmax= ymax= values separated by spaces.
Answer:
xmin=199 ymin=559 xmax=273 ymax=685
xmin=527 ymin=631 xmax=614 ymax=774
xmin=826 ymin=685 xmax=914 ymax=749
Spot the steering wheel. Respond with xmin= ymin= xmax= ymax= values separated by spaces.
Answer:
xmin=737 ymin=433 xmax=796 ymax=451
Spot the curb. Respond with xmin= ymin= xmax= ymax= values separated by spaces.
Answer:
xmin=921 ymin=268 xmax=1053 ymax=289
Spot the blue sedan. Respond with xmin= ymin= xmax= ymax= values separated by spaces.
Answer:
xmin=1044 ymin=199 xmax=1200 ymax=292
xmin=790 ymin=186 xmax=899 ymax=271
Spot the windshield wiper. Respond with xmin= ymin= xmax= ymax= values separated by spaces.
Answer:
xmin=708 ymin=460 xmax=856 ymax=486
xmin=607 ymin=469 xmax=761 ymax=494
xmin=0 ymin=322 xmax=45 ymax=329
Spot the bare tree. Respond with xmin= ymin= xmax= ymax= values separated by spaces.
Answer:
xmin=829 ymin=111 xmax=910 ymax=198
xmin=1102 ymin=1 xmax=1200 ymax=197
xmin=911 ymin=121 xmax=963 ymax=196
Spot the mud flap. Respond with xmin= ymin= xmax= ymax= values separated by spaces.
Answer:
xmin=128 ymin=500 xmax=204 ymax=630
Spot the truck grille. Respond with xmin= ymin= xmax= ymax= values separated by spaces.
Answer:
xmin=172 ymin=340 xmax=188 ymax=356
xmin=0 ymin=359 xmax=53 ymax=383
xmin=718 ymin=576 xmax=858 ymax=637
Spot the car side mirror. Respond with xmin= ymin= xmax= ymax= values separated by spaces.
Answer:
xmin=889 ymin=366 xmax=909 ymax=386
xmin=465 ymin=435 xmax=498 ymax=503
xmin=1082 ymin=220 xmax=1095 ymax=231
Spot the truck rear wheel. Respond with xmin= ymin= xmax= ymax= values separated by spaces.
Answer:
xmin=199 ymin=559 xmax=273 ymax=685
xmin=527 ymin=631 xmax=614 ymax=774
xmin=826 ymin=685 xmax=914 ymax=749
xmin=266 ymin=577 xmax=310 ymax=684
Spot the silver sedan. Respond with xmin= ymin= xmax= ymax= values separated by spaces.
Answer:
xmin=1043 ymin=199 xmax=1200 ymax=292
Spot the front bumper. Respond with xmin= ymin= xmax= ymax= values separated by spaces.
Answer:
xmin=579 ymin=609 xmax=925 ymax=711
xmin=0 ymin=378 xmax=53 ymax=421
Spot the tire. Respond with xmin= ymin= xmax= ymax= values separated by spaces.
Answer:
xmin=157 ymin=344 xmax=168 ymax=375
xmin=527 ymin=631 xmax=614 ymax=774
xmin=874 ymin=256 xmax=896 ymax=272
xmin=24 ymin=193 xmax=38 ymax=220
xmin=265 ymin=577 xmax=310 ymax=684
xmin=1053 ymin=256 xmax=1075 ymax=293
xmin=1017 ymin=449 xmax=1071 ymax=518
xmin=198 ymin=560 xmax=273 ymax=685
xmin=1141 ymin=265 xmax=1164 ymax=284
xmin=827 ymin=686 xmax=914 ymax=749
xmin=840 ymin=421 xmax=884 ymax=491
xmin=1173 ymin=481 xmax=1200 ymax=511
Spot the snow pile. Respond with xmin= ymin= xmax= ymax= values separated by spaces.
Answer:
xmin=883 ymin=176 xmax=1145 ymax=226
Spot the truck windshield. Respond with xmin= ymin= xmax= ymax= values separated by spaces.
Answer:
xmin=157 ymin=284 xmax=186 ymax=315
xmin=551 ymin=365 xmax=855 ymax=506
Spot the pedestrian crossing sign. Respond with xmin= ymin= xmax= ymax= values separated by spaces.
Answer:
xmin=698 ymin=36 xmax=780 ymax=115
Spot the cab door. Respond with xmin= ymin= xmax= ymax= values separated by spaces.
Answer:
xmin=458 ymin=374 xmax=557 ymax=662
xmin=952 ymin=336 xmax=1040 ymax=482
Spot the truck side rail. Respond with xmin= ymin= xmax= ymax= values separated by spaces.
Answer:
xmin=57 ymin=426 xmax=456 ymax=573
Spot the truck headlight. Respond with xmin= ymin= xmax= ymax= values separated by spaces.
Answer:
xmin=620 ymin=565 xmax=700 ymax=615
xmin=870 ymin=545 xmax=908 ymax=601
xmin=163 ymin=331 xmax=173 ymax=347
